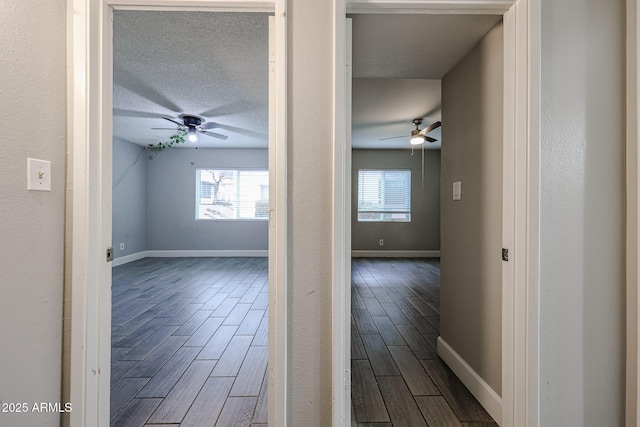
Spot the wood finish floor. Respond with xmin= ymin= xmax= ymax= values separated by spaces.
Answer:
xmin=111 ymin=257 xmax=269 ymax=427
xmin=351 ymin=258 xmax=498 ymax=427
xmin=111 ymin=256 xmax=496 ymax=426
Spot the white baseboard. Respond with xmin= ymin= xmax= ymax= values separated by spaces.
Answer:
xmin=112 ymin=251 xmax=148 ymax=267
xmin=351 ymin=250 xmax=440 ymax=258
xmin=437 ymin=337 xmax=502 ymax=425
xmin=112 ymin=249 xmax=268 ymax=266
xmin=145 ymin=250 xmax=268 ymax=258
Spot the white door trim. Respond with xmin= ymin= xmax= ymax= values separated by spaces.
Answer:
xmin=332 ymin=1 xmax=541 ymax=426
xmin=332 ymin=10 xmax=352 ymax=425
xmin=66 ymin=1 xmax=288 ymax=426
xmin=627 ymin=0 xmax=640 ymax=425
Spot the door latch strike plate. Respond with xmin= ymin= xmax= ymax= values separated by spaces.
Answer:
xmin=502 ymin=248 xmax=509 ymax=262
xmin=107 ymin=247 xmax=114 ymax=262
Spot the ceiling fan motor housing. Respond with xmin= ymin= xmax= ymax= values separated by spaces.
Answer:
xmin=182 ymin=115 xmax=202 ymax=127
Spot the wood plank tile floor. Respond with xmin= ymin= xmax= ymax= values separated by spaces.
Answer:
xmin=111 ymin=257 xmax=496 ymax=426
xmin=351 ymin=258 xmax=498 ymax=427
xmin=111 ymin=257 xmax=269 ymax=427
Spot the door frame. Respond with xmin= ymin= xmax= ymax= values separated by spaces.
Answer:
xmin=66 ymin=1 xmax=288 ymax=426
xmin=628 ymin=0 xmax=640 ymax=425
xmin=332 ymin=1 xmax=541 ymax=426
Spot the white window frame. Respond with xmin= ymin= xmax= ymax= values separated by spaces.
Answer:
xmin=357 ymin=168 xmax=412 ymax=222
xmin=195 ymin=168 xmax=270 ymax=221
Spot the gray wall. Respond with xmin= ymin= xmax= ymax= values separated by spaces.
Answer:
xmin=288 ymin=0 xmax=333 ymax=423
xmin=146 ymin=148 xmax=268 ymax=251
xmin=351 ymin=149 xmax=440 ymax=251
xmin=0 ymin=1 xmax=66 ymax=426
xmin=440 ymin=21 xmax=503 ymax=395
xmin=113 ymin=137 xmax=148 ymax=258
xmin=540 ymin=0 xmax=625 ymax=425
xmin=0 ymin=1 xmax=627 ymax=426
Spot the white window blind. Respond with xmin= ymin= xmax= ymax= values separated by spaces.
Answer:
xmin=357 ymin=169 xmax=411 ymax=222
xmin=196 ymin=169 xmax=269 ymax=220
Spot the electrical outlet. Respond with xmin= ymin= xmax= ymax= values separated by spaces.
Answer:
xmin=379 ymin=239 xmax=384 ymax=246
xmin=120 ymin=243 xmax=125 ymax=251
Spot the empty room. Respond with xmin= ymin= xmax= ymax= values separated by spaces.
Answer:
xmin=109 ymin=11 xmax=271 ymax=426
xmin=349 ymin=13 xmax=504 ymax=426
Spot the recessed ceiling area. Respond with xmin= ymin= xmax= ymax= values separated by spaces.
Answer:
xmin=113 ymin=11 xmax=270 ymax=149
xmin=350 ymin=13 xmax=502 ymax=149
xmin=112 ymin=12 xmax=502 ymax=150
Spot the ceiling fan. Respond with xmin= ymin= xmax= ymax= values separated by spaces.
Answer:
xmin=379 ymin=118 xmax=441 ymax=145
xmin=152 ymin=115 xmax=229 ymax=141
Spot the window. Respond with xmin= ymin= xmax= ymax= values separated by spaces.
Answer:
xmin=357 ymin=169 xmax=411 ymax=222
xmin=196 ymin=169 xmax=269 ymax=220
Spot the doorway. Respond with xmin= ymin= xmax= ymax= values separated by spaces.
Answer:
xmin=348 ymin=12 xmax=503 ymax=425
xmin=109 ymin=12 xmax=272 ymax=425
xmin=333 ymin=1 xmax=540 ymax=426
xmin=67 ymin=2 xmax=287 ymax=426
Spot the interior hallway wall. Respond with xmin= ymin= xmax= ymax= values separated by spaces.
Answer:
xmin=0 ymin=1 xmax=66 ymax=426
xmin=287 ymin=0 xmax=334 ymax=423
xmin=439 ymin=21 xmax=504 ymax=395
xmin=540 ymin=0 xmax=625 ymax=424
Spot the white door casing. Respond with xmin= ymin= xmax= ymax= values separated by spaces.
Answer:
xmin=67 ymin=1 xmax=287 ymax=426
xmin=627 ymin=0 xmax=640 ymax=425
xmin=332 ymin=1 xmax=541 ymax=426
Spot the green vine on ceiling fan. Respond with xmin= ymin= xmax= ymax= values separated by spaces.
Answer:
xmin=154 ymin=126 xmax=187 ymax=151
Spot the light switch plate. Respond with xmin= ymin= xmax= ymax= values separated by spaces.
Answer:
xmin=28 ymin=158 xmax=51 ymax=191
xmin=453 ymin=181 xmax=461 ymax=200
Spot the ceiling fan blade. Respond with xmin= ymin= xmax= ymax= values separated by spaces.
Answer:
xmin=200 ymin=122 xmax=220 ymax=130
xmin=378 ymin=135 xmax=406 ymax=141
xmin=217 ymin=124 xmax=267 ymax=139
xmin=114 ymin=108 xmax=167 ymax=119
xmin=419 ymin=121 xmax=442 ymax=136
xmin=151 ymin=127 xmax=180 ymax=130
xmin=425 ymin=136 xmax=437 ymax=143
xmin=162 ymin=117 xmax=185 ymax=127
xmin=201 ymin=130 xmax=229 ymax=140
xmin=199 ymin=100 xmax=257 ymax=118
xmin=114 ymin=64 xmax=182 ymax=113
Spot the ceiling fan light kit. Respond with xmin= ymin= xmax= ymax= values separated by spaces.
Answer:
xmin=188 ymin=127 xmax=198 ymax=142
xmin=410 ymin=129 xmax=425 ymax=145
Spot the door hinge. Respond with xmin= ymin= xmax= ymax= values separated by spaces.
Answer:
xmin=107 ymin=247 xmax=114 ymax=262
xmin=502 ymin=248 xmax=509 ymax=262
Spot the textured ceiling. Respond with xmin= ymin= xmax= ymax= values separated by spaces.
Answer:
xmin=113 ymin=11 xmax=270 ymax=149
xmin=112 ymin=11 xmax=501 ymax=149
